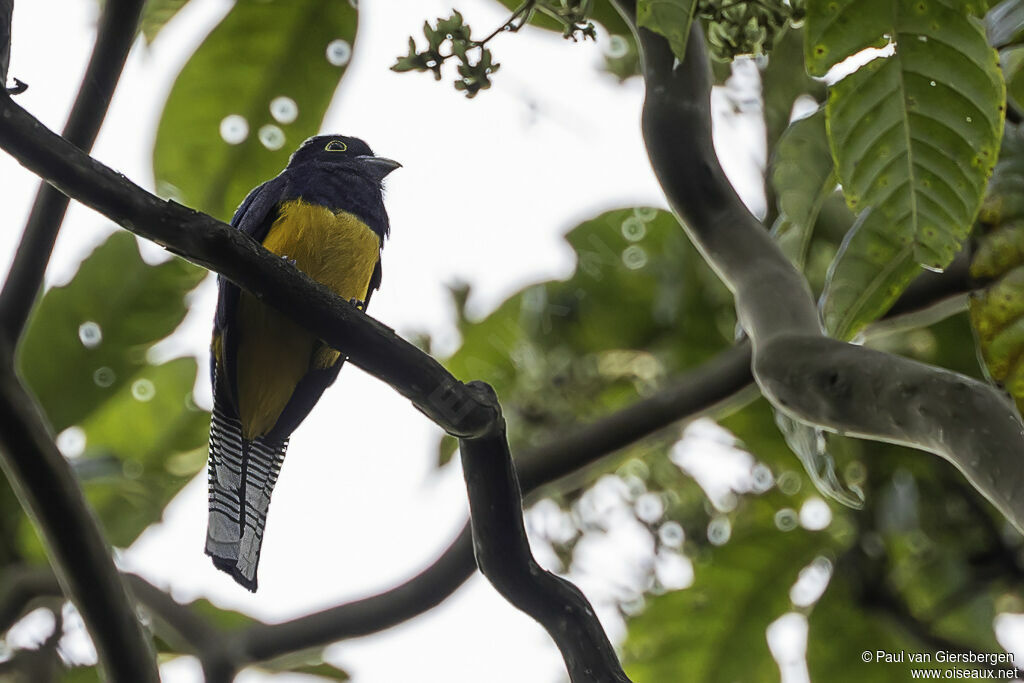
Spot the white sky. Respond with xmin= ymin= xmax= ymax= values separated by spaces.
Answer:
xmin=1 ymin=1 xmax=768 ymax=681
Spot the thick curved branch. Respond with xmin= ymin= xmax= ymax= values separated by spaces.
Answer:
xmin=0 ymin=0 xmax=145 ymax=346
xmin=0 ymin=361 xmax=158 ymax=682
xmin=0 ymin=92 xmax=631 ymax=680
xmin=0 ymin=92 xmax=496 ymax=439
xmin=0 ymin=34 xmax=1003 ymax=673
xmin=611 ymin=1 xmax=1024 ymax=532
xmin=459 ymin=382 xmax=631 ymax=683
xmin=0 ymin=4 xmax=157 ymax=681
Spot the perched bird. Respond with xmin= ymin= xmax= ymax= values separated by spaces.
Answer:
xmin=206 ymin=135 xmax=399 ymax=591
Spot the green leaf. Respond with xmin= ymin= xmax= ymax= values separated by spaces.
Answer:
xmin=287 ymin=662 xmax=351 ymax=680
xmin=17 ymin=233 xmax=207 ymax=549
xmin=140 ymin=0 xmax=191 ymax=44
xmin=819 ymin=208 xmax=921 ymax=340
xmin=255 ymin=650 xmax=350 ymax=680
xmin=807 ymin=574 xmax=969 ymax=681
xmin=437 ymin=433 xmax=459 ymax=467
xmin=153 ymin=0 xmax=358 ymax=221
xmin=76 ymin=358 xmax=208 ymax=546
xmin=761 ymin=26 xmax=826 ymax=159
xmin=771 ymin=108 xmax=837 ymax=268
xmin=815 ymin=0 xmax=1005 ymax=271
xmin=624 ymin=503 xmax=844 ymax=682
xmin=636 ymin=0 xmax=697 ymax=62
xmin=970 ymin=124 xmax=1024 ymax=409
xmin=489 ymin=0 xmax=632 ymax=36
xmin=19 ymin=233 xmax=205 ymax=432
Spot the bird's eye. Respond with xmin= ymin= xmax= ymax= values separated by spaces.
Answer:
xmin=324 ymin=140 xmax=348 ymax=152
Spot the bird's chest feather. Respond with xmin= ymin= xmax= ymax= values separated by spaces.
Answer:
xmin=233 ymin=199 xmax=380 ymax=438
xmin=261 ymin=199 xmax=381 ymax=298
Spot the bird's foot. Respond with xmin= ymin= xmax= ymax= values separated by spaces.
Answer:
xmin=349 ymin=298 xmax=366 ymax=311
xmin=280 ymin=254 xmax=298 ymax=267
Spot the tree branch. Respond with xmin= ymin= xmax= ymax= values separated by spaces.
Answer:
xmin=611 ymin=0 xmax=1024 ymax=533
xmin=232 ymin=528 xmax=475 ymax=665
xmin=0 ymin=0 xmax=10 ymax=87
xmin=458 ymin=382 xmax=631 ymax=683
xmin=0 ymin=0 xmax=145 ymax=347
xmin=0 ymin=359 xmax=158 ymax=682
xmin=0 ymin=91 xmax=496 ymax=439
xmin=0 ymin=89 xmax=631 ymax=680
xmin=0 ymin=24 xmax=1001 ymax=674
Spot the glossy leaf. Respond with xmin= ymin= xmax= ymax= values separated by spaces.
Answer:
xmin=820 ymin=208 xmax=921 ymax=339
xmin=771 ymin=108 xmax=836 ymax=268
xmin=153 ymin=0 xmax=357 ymax=220
xmin=814 ymin=0 xmax=1005 ymax=272
xmin=637 ymin=0 xmax=697 ymax=62
xmin=490 ymin=0 xmax=632 ymax=36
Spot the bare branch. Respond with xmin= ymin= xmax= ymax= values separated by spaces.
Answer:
xmin=0 ymin=360 xmax=158 ymax=682
xmin=0 ymin=0 xmax=145 ymax=346
xmin=233 ymin=529 xmax=475 ymax=665
xmin=0 ymin=92 xmax=631 ymax=680
xmin=0 ymin=0 xmax=10 ymax=87
xmin=610 ymin=0 xmax=1024 ymax=533
xmin=458 ymin=382 xmax=631 ymax=683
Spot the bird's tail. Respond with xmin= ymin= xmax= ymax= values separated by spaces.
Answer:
xmin=205 ymin=392 xmax=288 ymax=592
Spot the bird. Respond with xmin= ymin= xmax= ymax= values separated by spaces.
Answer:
xmin=206 ymin=134 xmax=400 ymax=591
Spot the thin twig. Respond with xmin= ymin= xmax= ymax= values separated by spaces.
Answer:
xmin=0 ymin=0 xmax=145 ymax=347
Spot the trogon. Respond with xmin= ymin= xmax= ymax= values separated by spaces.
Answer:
xmin=206 ymin=134 xmax=399 ymax=591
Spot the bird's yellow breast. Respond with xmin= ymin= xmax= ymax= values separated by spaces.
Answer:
xmin=235 ymin=200 xmax=381 ymax=438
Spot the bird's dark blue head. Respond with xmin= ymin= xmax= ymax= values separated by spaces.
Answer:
xmin=283 ymin=134 xmax=400 ymax=239
xmin=286 ymin=134 xmax=400 ymax=184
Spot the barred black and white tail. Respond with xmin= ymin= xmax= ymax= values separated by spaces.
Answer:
xmin=206 ymin=388 xmax=288 ymax=592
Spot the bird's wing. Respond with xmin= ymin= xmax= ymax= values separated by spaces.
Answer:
xmin=266 ymin=255 xmax=382 ymax=442
xmin=212 ymin=176 xmax=288 ymax=411
xmin=207 ymin=176 xmax=288 ymax=592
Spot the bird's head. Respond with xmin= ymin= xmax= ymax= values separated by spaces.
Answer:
xmin=287 ymin=134 xmax=401 ymax=183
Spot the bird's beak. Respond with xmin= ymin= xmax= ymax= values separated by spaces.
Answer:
xmin=357 ymin=155 xmax=402 ymax=181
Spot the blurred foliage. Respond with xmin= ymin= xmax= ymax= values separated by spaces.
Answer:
xmin=971 ymin=123 xmax=1024 ymax=410
xmin=18 ymin=234 xmax=207 ymax=550
xmin=442 ymin=207 xmax=734 ymax=461
xmin=624 ymin=500 xmax=846 ymax=682
xmin=3 ymin=0 xmax=1024 ymax=681
xmin=153 ymin=0 xmax=358 ymax=221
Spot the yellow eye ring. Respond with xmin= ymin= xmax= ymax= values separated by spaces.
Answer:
xmin=324 ymin=140 xmax=348 ymax=152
